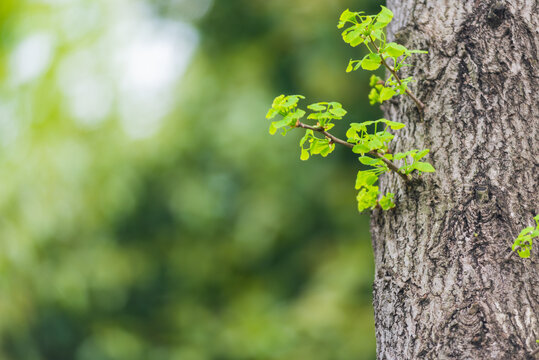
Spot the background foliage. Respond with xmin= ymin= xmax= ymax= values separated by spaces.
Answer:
xmin=0 ymin=0 xmax=382 ymax=358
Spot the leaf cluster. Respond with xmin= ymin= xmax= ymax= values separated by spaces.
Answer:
xmin=265 ymin=6 xmax=433 ymax=213
xmin=512 ymin=214 xmax=539 ymax=258
xmin=339 ymin=7 xmax=426 ymax=106
xmin=266 ymin=96 xmax=347 ymax=160
xmin=266 ymin=95 xmax=435 ymax=212
xmin=392 ymin=149 xmax=435 ymax=175
xmin=345 ymin=118 xmax=434 ymax=211
xmin=266 ymin=94 xmax=306 ymax=136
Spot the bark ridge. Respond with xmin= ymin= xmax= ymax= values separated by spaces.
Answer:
xmin=371 ymin=1 xmax=539 ymax=359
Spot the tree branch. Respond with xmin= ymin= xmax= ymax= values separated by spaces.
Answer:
xmin=369 ymin=36 xmax=425 ymax=111
xmin=296 ymin=121 xmax=411 ymax=182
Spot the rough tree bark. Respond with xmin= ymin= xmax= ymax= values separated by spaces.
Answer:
xmin=371 ymin=1 xmax=539 ymax=359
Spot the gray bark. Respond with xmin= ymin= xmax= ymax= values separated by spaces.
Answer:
xmin=371 ymin=1 xmax=539 ymax=359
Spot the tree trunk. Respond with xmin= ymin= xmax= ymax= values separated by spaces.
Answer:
xmin=371 ymin=1 xmax=539 ymax=359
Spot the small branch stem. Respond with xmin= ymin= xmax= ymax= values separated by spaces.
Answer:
xmin=369 ymin=36 xmax=425 ymax=111
xmin=373 ymin=151 xmax=411 ymax=182
xmin=297 ymin=122 xmax=353 ymax=149
xmin=296 ymin=121 xmax=411 ymax=183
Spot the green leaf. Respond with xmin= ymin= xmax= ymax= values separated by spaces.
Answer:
xmin=359 ymin=120 xmax=379 ymax=126
xmin=517 ymin=248 xmax=531 ymax=258
xmin=349 ymin=123 xmax=367 ymax=132
xmin=408 ymin=49 xmax=428 ymax=54
xmin=268 ymin=95 xmax=305 ymax=117
xmin=307 ymin=103 xmax=326 ymax=111
xmin=369 ymin=75 xmax=382 ymax=87
xmin=287 ymin=109 xmax=305 ymax=121
xmin=346 ymin=60 xmax=354 ymax=72
xmin=329 ymin=107 xmax=347 ymax=117
xmin=379 ymin=192 xmax=395 ymax=210
xmin=413 ymin=149 xmax=430 ymax=160
xmin=325 ymin=103 xmax=346 ymax=118
xmin=376 ymin=131 xmax=395 ymax=143
xmin=272 ymin=118 xmax=289 ymax=129
xmin=300 ymin=149 xmax=309 ymax=161
xmin=309 ymin=139 xmax=322 ymax=154
xmin=368 ymin=88 xmax=380 ymax=105
xmin=356 ymin=185 xmax=379 ymax=212
xmin=269 ymin=123 xmax=277 ymax=135
xmin=338 ymin=9 xmax=358 ymax=29
xmin=355 ymin=170 xmax=378 ymax=189
xmin=299 ymin=130 xmax=311 ymax=147
xmin=358 ymin=156 xmax=382 ymax=166
xmin=311 ymin=139 xmax=333 ymax=156
xmin=413 ymin=162 xmax=436 ymax=173
xmin=342 ymin=27 xmax=364 ymax=47
xmin=370 ymin=29 xmax=384 ymax=41
xmin=346 ymin=128 xmax=359 ymax=141
xmin=320 ymin=142 xmax=335 ymax=157
xmin=519 ymin=227 xmax=535 ymax=236
xmin=271 ymin=94 xmax=285 ymax=108
xmin=325 ymin=123 xmax=335 ymax=131
xmin=353 ymin=143 xmax=371 ymax=154
xmin=385 ymin=42 xmax=407 ymax=58
xmin=400 ymin=165 xmax=413 ymax=175
xmin=266 ymin=107 xmax=278 ymax=119
xmin=371 ymin=21 xmax=387 ymax=30
xmin=359 ymin=16 xmax=373 ymax=29
xmin=368 ymin=136 xmax=383 ymax=151
xmin=376 ymin=6 xmax=393 ymax=24
xmin=379 ymin=87 xmax=396 ymax=102
xmin=282 ymin=95 xmax=305 ymax=108
xmin=361 ymin=53 xmax=382 ymax=71
xmin=381 ymin=119 xmax=405 ymax=130
xmin=349 ymin=33 xmax=365 ymax=47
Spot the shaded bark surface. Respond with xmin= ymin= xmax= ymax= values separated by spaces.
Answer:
xmin=371 ymin=1 xmax=539 ymax=359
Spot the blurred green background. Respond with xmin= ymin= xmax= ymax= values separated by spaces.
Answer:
xmin=0 ymin=0 xmax=383 ymax=359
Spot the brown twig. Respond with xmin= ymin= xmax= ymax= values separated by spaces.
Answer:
xmin=297 ymin=122 xmax=353 ymax=149
xmin=369 ymin=36 xmax=425 ymax=111
xmin=296 ymin=121 xmax=411 ymax=183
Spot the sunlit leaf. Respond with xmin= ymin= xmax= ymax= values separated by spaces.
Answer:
xmin=413 ymin=162 xmax=436 ymax=173
xmin=360 ymin=54 xmax=381 ymax=71
xmin=376 ymin=6 xmax=393 ymax=24
xmin=379 ymin=87 xmax=396 ymax=102
xmin=385 ymin=42 xmax=407 ymax=58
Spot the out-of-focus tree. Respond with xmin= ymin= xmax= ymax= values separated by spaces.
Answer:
xmin=0 ymin=0 xmax=381 ymax=359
